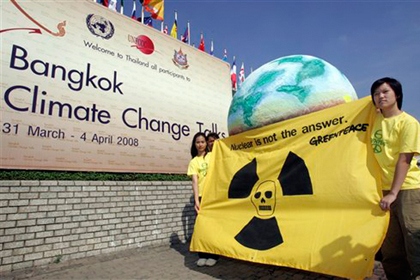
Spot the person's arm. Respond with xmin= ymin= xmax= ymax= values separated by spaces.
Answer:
xmin=191 ymin=174 xmax=200 ymax=213
xmin=380 ymin=152 xmax=414 ymax=210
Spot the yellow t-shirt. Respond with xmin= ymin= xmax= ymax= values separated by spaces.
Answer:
xmin=371 ymin=112 xmax=420 ymax=190
xmin=187 ymin=152 xmax=211 ymax=197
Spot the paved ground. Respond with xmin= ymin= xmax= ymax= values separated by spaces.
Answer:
xmin=2 ymin=242 xmax=387 ymax=280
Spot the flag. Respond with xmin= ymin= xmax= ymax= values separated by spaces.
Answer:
xmin=143 ymin=0 xmax=164 ymax=21
xmin=222 ymin=49 xmax=228 ymax=62
xmin=230 ymin=57 xmax=237 ymax=90
xmin=198 ymin=33 xmax=205 ymax=51
xmin=138 ymin=16 xmax=153 ymax=26
xmin=181 ymin=23 xmax=189 ymax=43
xmin=131 ymin=0 xmax=137 ymax=19
xmin=210 ymin=40 xmax=214 ymax=55
xmin=108 ymin=0 xmax=117 ymax=11
xmin=170 ymin=11 xmax=177 ymax=38
xmin=120 ymin=0 xmax=124 ymax=14
xmin=191 ymin=97 xmax=388 ymax=280
xmin=239 ymin=62 xmax=245 ymax=85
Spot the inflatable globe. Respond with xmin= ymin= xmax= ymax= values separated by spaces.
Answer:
xmin=228 ymin=55 xmax=357 ymax=135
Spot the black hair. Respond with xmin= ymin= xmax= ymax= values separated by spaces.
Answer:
xmin=190 ymin=132 xmax=208 ymax=158
xmin=370 ymin=77 xmax=403 ymax=109
xmin=207 ymin=132 xmax=220 ymax=139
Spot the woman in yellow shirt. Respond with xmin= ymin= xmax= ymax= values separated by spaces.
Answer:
xmin=370 ymin=77 xmax=420 ymax=280
xmin=187 ymin=132 xmax=219 ymax=267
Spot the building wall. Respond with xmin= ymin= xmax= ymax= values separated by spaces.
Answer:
xmin=0 ymin=181 xmax=195 ymax=273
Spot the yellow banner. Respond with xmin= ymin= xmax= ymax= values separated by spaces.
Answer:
xmin=191 ymin=97 xmax=389 ymax=279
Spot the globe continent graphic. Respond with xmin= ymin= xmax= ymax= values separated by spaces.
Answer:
xmin=228 ymin=55 xmax=358 ymax=135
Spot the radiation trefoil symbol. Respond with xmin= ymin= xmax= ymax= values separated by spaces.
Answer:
xmin=228 ymin=151 xmax=313 ymax=250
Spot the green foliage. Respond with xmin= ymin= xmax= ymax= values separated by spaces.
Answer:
xmin=0 ymin=170 xmax=189 ymax=181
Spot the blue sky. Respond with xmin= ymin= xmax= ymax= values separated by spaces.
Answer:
xmin=121 ymin=0 xmax=420 ymax=120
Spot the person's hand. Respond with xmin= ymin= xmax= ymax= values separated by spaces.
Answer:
xmin=194 ymin=202 xmax=200 ymax=213
xmin=380 ymin=193 xmax=397 ymax=211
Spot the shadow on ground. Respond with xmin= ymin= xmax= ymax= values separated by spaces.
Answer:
xmin=169 ymin=232 xmax=347 ymax=280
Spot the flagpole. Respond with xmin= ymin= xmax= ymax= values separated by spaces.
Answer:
xmin=120 ymin=0 xmax=124 ymax=14
xmin=175 ymin=10 xmax=178 ymax=38
xmin=141 ymin=5 xmax=144 ymax=23
xmin=173 ymin=10 xmax=177 ymax=39
xmin=232 ymin=56 xmax=237 ymax=92
xmin=131 ymin=0 xmax=136 ymax=20
xmin=187 ymin=21 xmax=190 ymax=45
